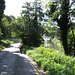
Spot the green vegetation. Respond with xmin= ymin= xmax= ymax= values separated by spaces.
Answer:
xmin=0 ymin=0 xmax=5 ymax=43
xmin=45 ymin=0 xmax=75 ymax=56
xmin=10 ymin=1 xmax=44 ymax=47
xmin=0 ymin=0 xmax=5 ymax=22
xmin=0 ymin=37 xmax=19 ymax=51
xmin=0 ymin=0 xmax=75 ymax=74
xmin=26 ymin=47 xmax=75 ymax=75
xmin=0 ymin=0 xmax=75 ymax=56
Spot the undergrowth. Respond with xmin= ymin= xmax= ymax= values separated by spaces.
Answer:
xmin=26 ymin=47 xmax=75 ymax=75
xmin=0 ymin=37 xmax=19 ymax=51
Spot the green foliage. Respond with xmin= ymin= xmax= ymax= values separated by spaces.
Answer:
xmin=2 ymin=37 xmax=19 ymax=43
xmin=0 ymin=15 xmax=13 ymax=38
xmin=26 ymin=47 xmax=75 ymax=75
xmin=0 ymin=40 xmax=11 ymax=51
xmin=0 ymin=28 xmax=3 ymax=40
xmin=72 ymin=8 xmax=75 ymax=17
xmin=1 ymin=17 xmax=11 ymax=37
xmin=1 ymin=40 xmax=11 ymax=46
xmin=10 ymin=19 xmax=22 ymax=37
xmin=0 ymin=0 xmax=5 ymax=19
xmin=44 ymin=19 xmax=58 ymax=39
xmin=10 ymin=15 xmax=16 ymax=21
xmin=10 ymin=1 xmax=44 ymax=47
xmin=0 ymin=0 xmax=5 ymax=43
xmin=46 ymin=0 xmax=75 ymax=55
xmin=0 ymin=37 xmax=19 ymax=51
xmin=4 ymin=15 xmax=12 ymax=23
xmin=67 ymin=23 xmax=75 ymax=56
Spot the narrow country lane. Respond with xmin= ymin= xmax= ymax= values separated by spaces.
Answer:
xmin=0 ymin=43 xmax=45 ymax=75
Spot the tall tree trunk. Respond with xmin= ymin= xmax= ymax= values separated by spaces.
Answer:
xmin=60 ymin=0 xmax=70 ymax=55
xmin=61 ymin=30 xmax=69 ymax=55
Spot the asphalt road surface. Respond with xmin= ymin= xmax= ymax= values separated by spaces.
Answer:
xmin=0 ymin=43 xmax=45 ymax=75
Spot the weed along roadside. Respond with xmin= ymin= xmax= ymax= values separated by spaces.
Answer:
xmin=24 ymin=47 xmax=75 ymax=75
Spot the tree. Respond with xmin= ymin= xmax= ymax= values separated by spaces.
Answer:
xmin=4 ymin=15 xmax=12 ymax=23
xmin=0 ymin=0 xmax=5 ymax=22
xmin=0 ymin=0 xmax=5 ymax=42
xmin=1 ymin=16 xmax=11 ymax=37
xmin=10 ymin=17 xmax=23 ymax=37
xmin=11 ymin=1 xmax=44 ymax=47
xmin=46 ymin=0 xmax=75 ymax=55
xmin=10 ymin=15 xmax=16 ymax=21
xmin=44 ymin=19 xmax=58 ymax=40
xmin=21 ymin=1 xmax=44 ymax=47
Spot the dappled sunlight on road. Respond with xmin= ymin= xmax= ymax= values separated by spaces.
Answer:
xmin=10 ymin=43 xmax=21 ymax=48
xmin=0 ymin=43 xmax=44 ymax=75
xmin=3 ymin=43 xmax=21 ymax=53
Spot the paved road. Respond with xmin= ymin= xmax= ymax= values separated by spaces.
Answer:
xmin=0 ymin=43 xmax=45 ymax=75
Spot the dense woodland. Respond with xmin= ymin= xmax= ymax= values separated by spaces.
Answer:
xmin=0 ymin=0 xmax=75 ymax=74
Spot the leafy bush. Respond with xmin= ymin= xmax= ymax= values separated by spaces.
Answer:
xmin=0 ymin=40 xmax=10 ymax=51
xmin=26 ymin=47 xmax=75 ymax=75
xmin=36 ymin=58 xmax=46 ymax=67
xmin=0 ymin=37 xmax=19 ymax=51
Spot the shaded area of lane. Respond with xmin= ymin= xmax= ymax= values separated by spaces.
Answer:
xmin=0 ymin=43 xmax=39 ymax=75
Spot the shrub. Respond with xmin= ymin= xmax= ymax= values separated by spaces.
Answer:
xmin=26 ymin=47 xmax=75 ymax=75
xmin=36 ymin=58 xmax=46 ymax=67
xmin=0 ymin=38 xmax=18 ymax=51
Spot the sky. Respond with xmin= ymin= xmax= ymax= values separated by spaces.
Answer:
xmin=4 ymin=0 xmax=34 ymax=18
xmin=4 ymin=0 xmax=75 ymax=22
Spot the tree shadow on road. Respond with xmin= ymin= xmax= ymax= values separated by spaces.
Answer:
xmin=0 ymin=47 xmax=38 ymax=75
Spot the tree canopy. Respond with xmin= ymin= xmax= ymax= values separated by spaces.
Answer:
xmin=10 ymin=1 xmax=44 ymax=47
xmin=46 ymin=0 xmax=75 ymax=55
xmin=1 ymin=0 xmax=75 ymax=56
